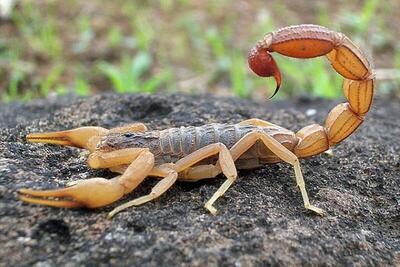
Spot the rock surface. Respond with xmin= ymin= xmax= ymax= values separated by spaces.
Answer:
xmin=0 ymin=93 xmax=399 ymax=266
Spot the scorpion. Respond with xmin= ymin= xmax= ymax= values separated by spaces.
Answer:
xmin=19 ymin=24 xmax=374 ymax=218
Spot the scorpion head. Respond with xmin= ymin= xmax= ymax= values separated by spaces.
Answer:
xmin=100 ymin=131 xmax=160 ymax=151
xmin=248 ymin=47 xmax=282 ymax=98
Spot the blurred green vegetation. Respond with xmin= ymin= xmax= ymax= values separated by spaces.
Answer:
xmin=0 ymin=0 xmax=399 ymax=102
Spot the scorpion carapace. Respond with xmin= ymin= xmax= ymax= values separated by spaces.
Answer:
xmin=19 ymin=24 xmax=374 ymax=218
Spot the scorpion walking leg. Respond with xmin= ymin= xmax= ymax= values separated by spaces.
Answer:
xmin=87 ymin=148 xmax=148 ymax=168
xmin=141 ymin=153 xmax=230 ymax=183
xmin=109 ymin=142 xmax=237 ymax=217
xmin=179 ymin=164 xmax=221 ymax=181
xmin=177 ymin=117 xmax=274 ymax=179
xmin=227 ymin=130 xmax=324 ymax=215
xmin=175 ymin=127 xmax=323 ymax=215
xmin=109 ymin=165 xmax=128 ymax=174
xmin=108 ymin=123 xmax=147 ymax=133
xmin=173 ymin=143 xmax=237 ymax=214
xmin=238 ymin=118 xmax=278 ymax=127
xmin=108 ymin=165 xmax=178 ymax=218
xmin=19 ymin=148 xmax=154 ymax=209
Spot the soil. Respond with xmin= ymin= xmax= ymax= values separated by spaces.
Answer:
xmin=1 ymin=1 xmax=399 ymax=98
xmin=0 ymin=93 xmax=399 ymax=266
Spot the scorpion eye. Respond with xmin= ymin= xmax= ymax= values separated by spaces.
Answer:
xmin=124 ymin=132 xmax=134 ymax=138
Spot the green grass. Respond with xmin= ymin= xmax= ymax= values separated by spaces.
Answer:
xmin=275 ymin=57 xmax=342 ymax=99
xmin=107 ymin=26 xmax=123 ymax=48
xmin=0 ymin=46 xmax=34 ymax=102
xmin=12 ymin=1 xmax=62 ymax=59
xmin=73 ymin=16 xmax=95 ymax=54
xmin=98 ymin=52 xmax=172 ymax=93
xmin=339 ymin=0 xmax=379 ymax=34
xmin=0 ymin=0 xmax=398 ymax=102
xmin=39 ymin=64 xmax=63 ymax=96
xmin=74 ymin=77 xmax=91 ymax=96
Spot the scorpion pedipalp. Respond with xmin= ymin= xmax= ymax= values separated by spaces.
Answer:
xmin=19 ymin=177 xmax=126 ymax=208
xmin=26 ymin=126 xmax=108 ymax=151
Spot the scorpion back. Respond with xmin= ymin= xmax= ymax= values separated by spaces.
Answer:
xmin=99 ymin=123 xmax=298 ymax=167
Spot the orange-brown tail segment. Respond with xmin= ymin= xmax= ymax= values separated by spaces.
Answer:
xmin=249 ymin=24 xmax=374 ymax=158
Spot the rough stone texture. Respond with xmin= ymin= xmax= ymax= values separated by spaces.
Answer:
xmin=0 ymin=93 xmax=399 ymax=266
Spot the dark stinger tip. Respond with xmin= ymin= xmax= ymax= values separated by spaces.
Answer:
xmin=268 ymin=84 xmax=280 ymax=99
xmin=268 ymin=71 xmax=282 ymax=99
xmin=247 ymin=47 xmax=282 ymax=100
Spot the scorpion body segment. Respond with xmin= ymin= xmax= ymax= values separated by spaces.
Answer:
xmin=19 ymin=24 xmax=374 ymax=218
xmin=99 ymin=123 xmax=298 ymax=166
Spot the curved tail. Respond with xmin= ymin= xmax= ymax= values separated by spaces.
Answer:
xmin=248 ymin=24 xmax=374 ymax=158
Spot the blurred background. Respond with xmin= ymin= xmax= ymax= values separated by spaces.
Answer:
xmin=0 ymin=0 xmax=399 ymax=102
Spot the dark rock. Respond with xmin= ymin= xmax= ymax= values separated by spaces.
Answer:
xmin=0 ymin=93 xmax=399 ymax=266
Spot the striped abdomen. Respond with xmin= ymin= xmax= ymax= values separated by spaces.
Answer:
xmin=100 ymin=123 xmax=298 ymax=166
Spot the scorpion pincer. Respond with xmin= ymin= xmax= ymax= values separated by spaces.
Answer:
xmin=19 ymin=24 xmax=374 ymax=218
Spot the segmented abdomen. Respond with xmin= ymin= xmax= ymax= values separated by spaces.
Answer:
xmin=159 ymin=124 xmax=244 ymax=158
xmin=100 ymin=123 xmax=298 ymax=166
xmin=157 ymin=123 xmax=296 ymax=164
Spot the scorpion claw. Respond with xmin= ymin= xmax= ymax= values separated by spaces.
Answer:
xmin=19 ymin=194 xmax=83 ymax=208
xmin=18 ymin=177 xmax=125 ymax=209
xmin=26 ymin=127 xmax=107 ymax=150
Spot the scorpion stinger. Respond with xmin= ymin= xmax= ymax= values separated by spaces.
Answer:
xmin=248 ymin=47 xmax=282 ymax=98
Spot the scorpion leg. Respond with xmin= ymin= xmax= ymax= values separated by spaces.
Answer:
xmin=109 ymin=165 xmax=129 ymax=174
xmin=177 ymin=120 xmax=276 ymax=180
xmin=227 ymin=130 xmax=324 ymax=215
xmin=109 ymin=142 xmax=238 ymax=217
xmin=173 ymin=143 xmax=237 ymax=180
xmin=179 ymin=164 xmax=221 ymax=181
xmin=238 ymin=118 xmax=278 ymax=127
xmin=107 ymin=165 xmax=178 ymax=218
xmin=172 ymin=143 xmax=237 ymax=215
xmin=19 ymin=148 xmax=154 ymax=209
xmin=108 ymin=123 xmax=147 ymax=133
xmin=90 ymin=125 xmax=237 ymax=216
xmin=87 ymin=148 xmax=148 ymax=168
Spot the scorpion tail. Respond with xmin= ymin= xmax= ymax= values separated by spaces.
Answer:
xmin=249 ymin=24 xmax=374 ymax=158
xmin=248 ymin=47 xmax=281 ymax=98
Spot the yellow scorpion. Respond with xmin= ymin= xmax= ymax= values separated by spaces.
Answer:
xmin=19 ymin=24 xmax=374 ymax=218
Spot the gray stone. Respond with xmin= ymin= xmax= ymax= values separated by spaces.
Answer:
xmin=0 ymin=93 xmax=399 ymax=266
